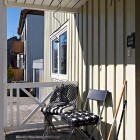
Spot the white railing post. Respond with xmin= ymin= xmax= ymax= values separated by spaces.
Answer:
xmin=16 ymin=88 xmax=20 ymax=125
xmin=10 ymin=89 xmax=13 ymax=126
xmin=33 ymin=68 xmax=35 ymax=82
xmin=0 ymin=1 xmax=7 ymax=139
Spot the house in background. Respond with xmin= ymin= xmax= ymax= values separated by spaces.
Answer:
xmin=7 ymin=36 xmax=18 ymax=68
xmin=7 ymin=36 xmax=24 ymax=82
xmin=17 ymin=9 xmax=44 ymax=82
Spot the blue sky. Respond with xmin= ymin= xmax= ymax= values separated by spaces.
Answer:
xmin=7 ymin=7 xmax=22 ymax=39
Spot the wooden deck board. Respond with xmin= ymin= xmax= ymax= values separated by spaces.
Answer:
xmin=16 ymin=135 xmax=61 ymax=139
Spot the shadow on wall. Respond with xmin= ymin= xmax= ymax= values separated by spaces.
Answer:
xmin=73 ymin=5 xmax=131 ymax=138
xmin=74 ymin=10 xmax=135 ymax=66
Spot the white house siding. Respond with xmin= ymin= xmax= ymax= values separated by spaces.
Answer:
xmin=44 ymin=0 xmax=136 ymax=139
xmin=135 ymin=0 xmax=140 ymax=139
xmin=25 ymin=15 xmax=44 ymax=81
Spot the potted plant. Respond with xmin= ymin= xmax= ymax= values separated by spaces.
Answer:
xmin=7 ymin=65 xmax=15 ymax=83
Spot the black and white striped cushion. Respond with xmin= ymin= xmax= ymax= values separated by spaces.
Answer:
xmin=42 ymin=104 xmax=74 ymax=115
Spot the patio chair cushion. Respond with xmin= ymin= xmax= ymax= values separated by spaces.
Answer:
xmin=42 ymin=103 xmax=74 ymax=114
xmin=61 ymin=110 xmax=99 ymax=127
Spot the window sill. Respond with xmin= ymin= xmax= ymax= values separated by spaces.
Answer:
xmin=51 ymin=74 xmax=68 ymax=81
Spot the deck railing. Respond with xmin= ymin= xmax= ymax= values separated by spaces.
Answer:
xmin=5 ymin=81 xmax=78 ymax=132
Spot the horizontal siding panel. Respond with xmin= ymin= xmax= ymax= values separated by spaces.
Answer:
xmin=42 ymin=0 xmax=52 ymax=5
xmin=74 ymin=0 xmax=88 ymax=8
xmin=26 ymin=0 xmax=34 ymax=4
xmin=34 ymin=0 xmax=43 ymax=5
xmin=61 ymin=0 xmax=71 ymax=7
xmin=50 ymin=0 xmax=59 ymax=6
xmin=66 ymin=0 xmax=79 ymax=8
xmin=16 ymin=0 xmax=24 ymax=4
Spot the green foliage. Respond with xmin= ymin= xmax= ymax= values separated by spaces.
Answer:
xmin=7 ymin=65 xmax=15 ymax=82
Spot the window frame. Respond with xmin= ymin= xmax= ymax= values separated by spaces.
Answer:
xmin=50 ymin=22 xmax=68 ymax=80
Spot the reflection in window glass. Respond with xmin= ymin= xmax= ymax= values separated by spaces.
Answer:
xmin=52 ymin=39 xmax=58 ymax=73
xmin=51 ymin=27 xmax=67 ymax=77
xmin=59 ymin=32 xmax=67 ymax=74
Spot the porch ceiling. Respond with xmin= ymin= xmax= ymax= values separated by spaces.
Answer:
xmin=5 ymin=0 xmax=88 ymax=13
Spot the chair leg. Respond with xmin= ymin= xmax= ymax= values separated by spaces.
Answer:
xmin=76 ymin=128 xmax=89 ymax=140
xmin=44 ymin=114 xmax=57 ymax=136
xmin=44 ymin=115 xmax=51 ymax=136
xmin=99 ymin=123 xmax=104 ymax=140
xmin=68 ymin=128 xmax=75 ymax=140
xmin=89 ymin=122 xmax=100 ymax=140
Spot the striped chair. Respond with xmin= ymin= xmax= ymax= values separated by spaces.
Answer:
xmin=41 ymin=83 xmax=78 ymax=135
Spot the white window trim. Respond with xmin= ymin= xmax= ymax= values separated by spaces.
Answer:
xmin=50 ymin=21 xmax=68 ymax=81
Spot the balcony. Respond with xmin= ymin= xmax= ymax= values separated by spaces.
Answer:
xmin=12 ymin=68 xmax=24 ymax=81
xmin=12 ymin=41 xmax=24 ymax=54
xmin=6 ymin=81 xmax=78 ymax=132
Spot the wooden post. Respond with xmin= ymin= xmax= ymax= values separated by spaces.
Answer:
xmin=0 ymin=1 xmax=7 ymax=140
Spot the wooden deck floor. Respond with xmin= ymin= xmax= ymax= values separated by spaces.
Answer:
xmin=7 ymin=97 xmax=44 ymax=126
xmin=6 ymin=128 xmax=86 ymax=140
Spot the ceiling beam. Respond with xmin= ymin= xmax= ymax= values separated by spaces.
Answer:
xmin=6 ymin=1 xmax=78 ymax=13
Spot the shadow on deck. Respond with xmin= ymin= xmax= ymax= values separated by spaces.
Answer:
xmin=6 ymin=128 xmax=86 ymax=140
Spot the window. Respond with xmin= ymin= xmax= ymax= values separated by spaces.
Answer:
xmin=51 ymin=24 xmax=67 ymax=79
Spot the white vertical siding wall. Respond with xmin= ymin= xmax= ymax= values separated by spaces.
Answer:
xmin=26 ymin=15 xmax=44 ymax=81
xmin=44 ymin=0 xmax=136 ymax=139
xmin=136 ymin=0 xmax=140 ymax=139
xmin=78 ymin=1 xmax=135 ymax=139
